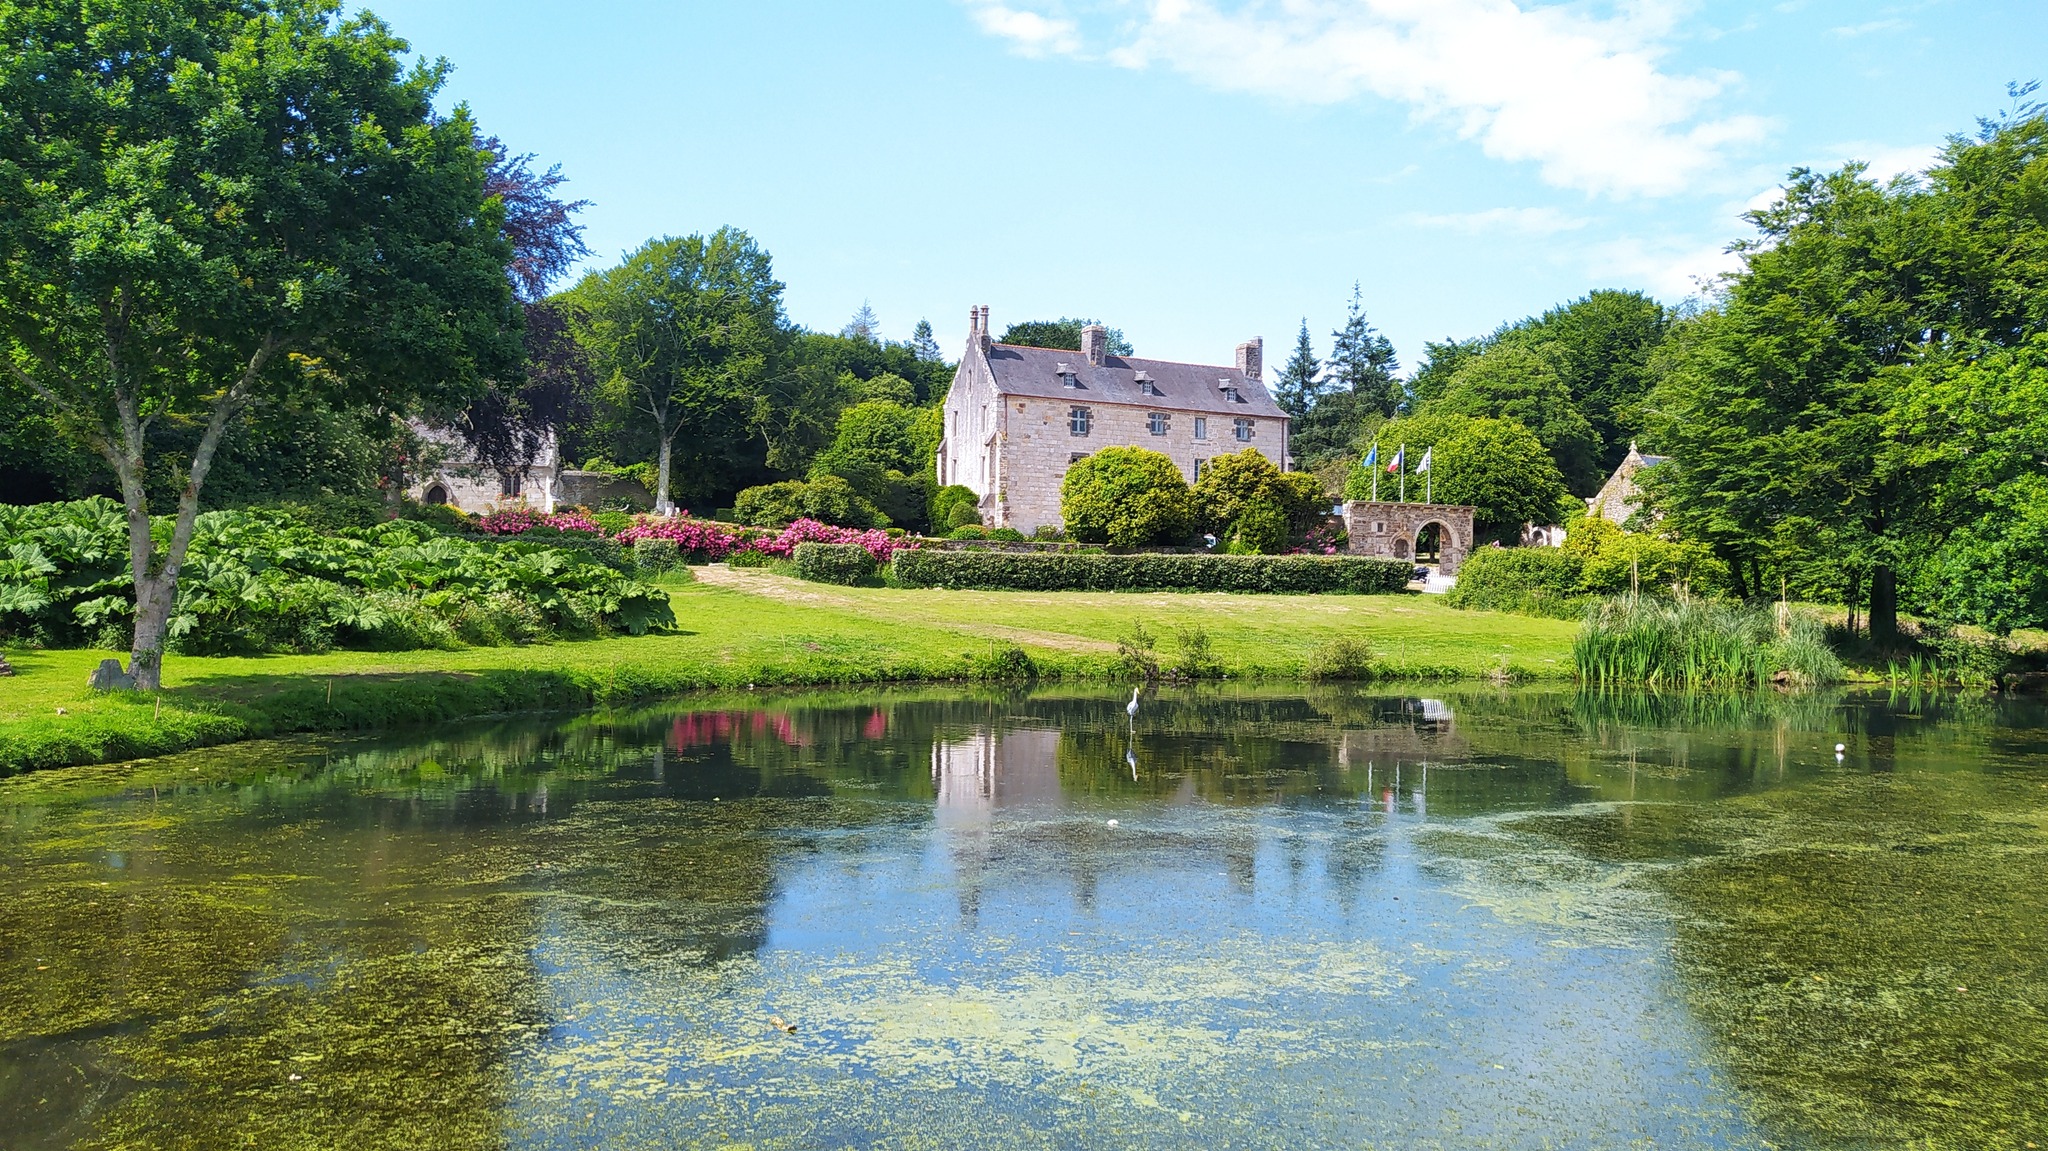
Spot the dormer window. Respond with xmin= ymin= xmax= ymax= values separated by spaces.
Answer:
xmin=1136 ymin=372 xmax=1160 ymax=397
xmin=1057 ymin=362 xmax=1081 ymax=388
xmin=1219 ymin=378 xmax=1240 ymax=403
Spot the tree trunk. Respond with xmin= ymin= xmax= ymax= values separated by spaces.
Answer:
xmin=1725 ymin=551 xmax=1751 ymax=600
xmin=1869 ymin=565 xmax=1900 ymax=649
xmin=655 ymin=434 xmax=673 ymax=514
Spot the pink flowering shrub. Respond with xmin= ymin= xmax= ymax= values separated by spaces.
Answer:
xmin=476 ymin=508 xmax=607 ymax=536
xmin=616 ymin=516 xmax=915 ymax=564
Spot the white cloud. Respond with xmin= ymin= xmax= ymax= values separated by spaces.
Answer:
xmin=969 ymin=4 xmax=1080 ymax=55
xmin=963 ymin=0 xmax=1771 ymax=197
xmin=1830 ymin=18 xmax=1908 ymax=37
xmin=1586 ymin=234 xmax=1743 ymax=300
xmin=1405 ymin=206 xmax=1592 ymax=234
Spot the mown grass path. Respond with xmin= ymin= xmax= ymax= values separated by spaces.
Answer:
xmin=0 ymin=571 xmax=1576 ymax=774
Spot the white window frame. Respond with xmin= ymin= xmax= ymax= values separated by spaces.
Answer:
xmin=1147 ymin=412 xmax=1170 ymax=436
xmin=1234 ymin=418 xmax=1255 ymax=442
xmin=1069 ymin=406 xmax=1092 ymax=436
xmin=1194 ymin=417 xmax=1208 ymax=440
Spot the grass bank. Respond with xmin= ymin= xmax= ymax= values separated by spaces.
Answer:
xmin=0 ymin=569 xmax=1577 ymax=775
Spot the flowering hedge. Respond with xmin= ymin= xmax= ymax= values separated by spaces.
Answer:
xmin=616 ymin=517 xmax=914 ymax=565
xmin=475 ymin=508 xmax=603 ymax=536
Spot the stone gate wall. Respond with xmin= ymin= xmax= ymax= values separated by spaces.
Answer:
xmin=1342 ymin=501 xmax=1477 ymax=575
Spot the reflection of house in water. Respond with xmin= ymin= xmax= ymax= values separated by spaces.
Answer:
xmin=931 ymin=727 xmax=1064 ymax=821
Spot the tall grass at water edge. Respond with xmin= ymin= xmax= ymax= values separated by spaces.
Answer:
xmin=1573 ymin=596 xmax=1844 ymax=689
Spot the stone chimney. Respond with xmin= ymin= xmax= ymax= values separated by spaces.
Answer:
xmin=1080 ymin=323 xmax=1108 ymax=367
xmin=1235 ymin=338 xmax=1263 ymax=382
xmin=970 ymin=305 xmax=991 ymax=353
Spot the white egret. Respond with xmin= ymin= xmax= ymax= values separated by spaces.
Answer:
xmin=1127 ymin=687 xmax=1140 ymax=724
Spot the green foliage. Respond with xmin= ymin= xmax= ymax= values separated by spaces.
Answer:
xmin=1346 ymin=414 xmax=1567 ymax=540
xmin=1168 ymin=624 xmax=1223 ymax=680
xmin=1443 ymin=548 xmax=1594 ymax=619
xmin=891 ymin=550 xmax=1413 ymax=594
xmin=791 ymin=542 xmax=878 ymax=586
xmin=1574 ymin=597 xmax=1843 ymax=688
xmin=726 ymin=548 xmax=770 ymax=569
xmin=1292 ymin=285 xmax=1401 ymax=465
xmin=1060 ymin=447 xmax=1197 ymax=547
xmin=998 ymin=318 xmax=1133 ymax=356
xmin=1226 ymin=499 xmax=1290 ymax=555
xmin=1449 ymin=519 xmax=1729 ymax=618
xmin=733 ymin=477 xmax=884 ymax=529
xmin=1433 ymin=344 xmax=1604 ymax=494
xmin=946 ymin=525 xmax=988 ymax=540
xmin=633 ymin=538 xmax=680 ymax=575
xmin=570 ymin=228 xmax=784 ymax=510
xmin=967 ymin=643 xmax=1036 ymax=681
xmin=985 ymin=528 xmax=1027 ymax=542
xmin=1192 ymin=448 xmax=1326 ymax=543
xmin=0 ymin=499 xmax=673 ymax=653
xmin=930 ymin=485 xmax=983 ymax=532
xmin=1305 ymin=635 xmax=1375 ymax=681
xmin=1272 ymin=319 xmax=1322 ymax=421
xmin=1116 ymin=621 xmax=1160 ymax=681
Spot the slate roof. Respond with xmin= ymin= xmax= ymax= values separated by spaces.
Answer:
xmin=983 ymin=343 xmax=1288 ymax=420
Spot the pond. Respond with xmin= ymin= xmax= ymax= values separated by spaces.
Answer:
xmin=1 ymin=687 xmax=2044 ymax=1150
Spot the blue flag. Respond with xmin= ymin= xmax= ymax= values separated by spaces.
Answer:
xmin=1362 ymin=444 xmax=1378 ymax=468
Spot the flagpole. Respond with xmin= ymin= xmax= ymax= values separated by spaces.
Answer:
xmin=1371 ymin=443 xmax=1379 ymax=502
xmin=1399 ymin=443 xmax=1406 ymax=503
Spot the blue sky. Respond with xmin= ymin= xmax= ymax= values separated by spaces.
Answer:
xmin=364 ymin=0 xmax=2042 ymax=376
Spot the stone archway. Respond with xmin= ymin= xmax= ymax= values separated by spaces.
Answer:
xmin=423 ymin=482 xmax=450 ymax=505
xmin=1341 ymin=501 xmax=1477 ymax=575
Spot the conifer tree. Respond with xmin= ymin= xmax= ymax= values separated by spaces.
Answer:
xmin=1273 ymin=320 xmax=1322 ymax=421
xmin=1328 ymin=283 xmax=1401 ymax=418
xmin=910 ymin=319 xmax=942 ymax=363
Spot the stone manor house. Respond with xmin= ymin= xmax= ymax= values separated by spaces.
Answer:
xmin=936 ymin=307 xmax=1290 ymax=534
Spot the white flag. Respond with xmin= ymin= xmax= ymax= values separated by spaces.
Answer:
xmin=1415 ymin=447 xmax=1432 ymax=474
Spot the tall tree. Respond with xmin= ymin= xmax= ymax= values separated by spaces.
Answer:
xmin=1272 ymin=320 xmax=1323 ymax=421
xmin=453 ymin=138 xmax=596 ymax=480
xmin=569 ymin=229 xmax=785 ymax=512
xmin=1434 ymin=344 xmax=1604 ymax=494
xmin=1326 ymin=284 xmax=1401 ymax=417
xmin=842 ymin=301 xmax=881 ymax=342
xmin=1406 ymin=336 xmax=1485 ymax=412
xmin=0 ymin=0 xmax=519 ymax=689
xmin=910 ymin=319 xmax=942 ymax=363
xmin=1493 ymin=290 xmax=1670 ymax=471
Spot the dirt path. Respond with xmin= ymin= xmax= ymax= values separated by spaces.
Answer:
xmin=692 ymin=566 xmax=1119 ymax=653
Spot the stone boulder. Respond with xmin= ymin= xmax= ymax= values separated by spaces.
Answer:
xmin=0 ymin=653 xmax=14 ymax=677
xmin=87 ymin=658 xmax=136 ymax=692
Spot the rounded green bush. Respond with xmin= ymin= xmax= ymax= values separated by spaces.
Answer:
xmin=1060 ymin=446 xmax=1196 ymax=546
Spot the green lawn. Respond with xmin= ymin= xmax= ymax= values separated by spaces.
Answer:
xmin=0 ymin=570 xmax=1576 ymax=774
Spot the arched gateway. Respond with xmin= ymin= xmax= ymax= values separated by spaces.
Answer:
xmin=1341 ymin=501 xmax=1477 ymax=575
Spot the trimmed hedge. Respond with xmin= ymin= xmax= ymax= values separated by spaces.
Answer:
xmin=890 ymin=550 xmax=1412 ymax=593
xmin=792 ymin=541 xmax=879 ymax=585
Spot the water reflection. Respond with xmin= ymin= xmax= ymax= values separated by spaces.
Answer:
xmin=0 ymin=686 xmax=2043 ymax=1149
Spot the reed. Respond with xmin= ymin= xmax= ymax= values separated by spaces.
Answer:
xmin=1573 ymin=595 xmax=1844 ymax=689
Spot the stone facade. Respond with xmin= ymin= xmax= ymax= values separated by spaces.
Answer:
xmin=1586 ymin=442 xmax=1668 ymax=525
xmin=1342 ymin=500 xmax=1477 ymax=575
xmin=407 ymin=422 xmax=560 ymax=514
xmin=936 ymin=307 xmax=1290 ymax=535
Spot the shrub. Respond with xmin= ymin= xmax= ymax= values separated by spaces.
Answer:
xmin=968 ymin=643 xmax=1037 ymax=680
xmin=633 ymin=538 xmax=680 ymax=575
xmin=1345 ymin=413 xmax=1565 ymax=542
xmin=590 ymin=509 xmax=634 ymax=537
xmin=727 ymin=548 xmax=769 ymax=568
xmin=947 ymin=525 xmax=988 ymax=540
xmin=1117 ymin=621 xmax=1160 ymax=681
xmin=734 ymin=475 xmax=885 ymax=529
xmin=1031 ymin=525 xmax=1067 ymax=542
xmin=1444 ymin=547 xmax=1591 ymax=619
xmin=1061 ymin=446 xmax=1197 ymax=546
xmin=1306 ymin=635 xmax=1375 ymax=681
xmin=1169 ymin=624 xmax=1223 ymax=680
xmin=1194 ymin=449 xmax=1327 ymax=540
xmin=890 ymin=550 xmax=1412 ymax=594
xmin=1225 ymin=498 xmax=1289 ymax=555
xmin=931 ymin=485 xmax=982 ymax=532
xmin=986 ymin=527 xmax=1027 ymax=542
xmin=792 ymin=541 xmax=878 ymax=585
xmin=755 ymin=519 xmax=911 ymax=564
xmin=617 ymin=517 xmax=752 ymax=563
